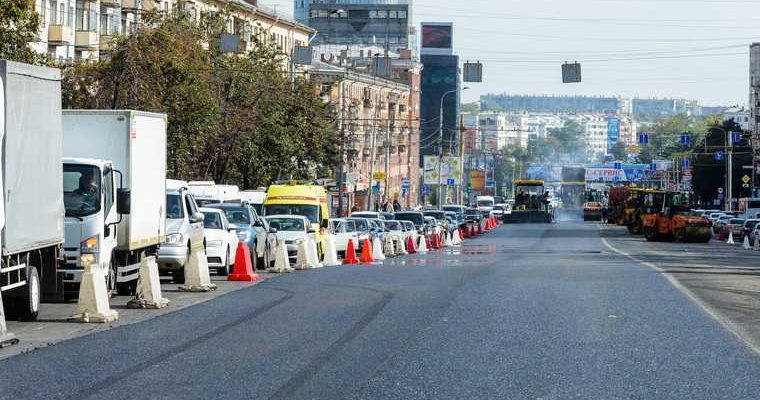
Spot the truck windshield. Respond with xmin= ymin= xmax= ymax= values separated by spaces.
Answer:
xmin=264 ymin=204 xmax=320 ymax=224
xmin=166 ymin=194 xmax=184 ymax=219
xmin=477 ymin=200 xmax=494 ymax=207
xmin=63 ymin=164 xmax=101 ymax=218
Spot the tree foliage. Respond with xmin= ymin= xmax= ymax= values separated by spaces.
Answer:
xmin=62 ymin=12 xmax=338 ymax=187
xmin=0 ymin=0 xmax=43 ymax=64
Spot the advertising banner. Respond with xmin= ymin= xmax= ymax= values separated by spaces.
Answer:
xmin=471 ymin=170 xmax=485 ymax=191
xmin=585 ymin=168 xmax=628 ymax=182
xmin=423 ymin=156 xmax=461 ymax=185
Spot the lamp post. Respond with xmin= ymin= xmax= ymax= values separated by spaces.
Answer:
xmin=438 ymin=87 xmax=468 ymax=207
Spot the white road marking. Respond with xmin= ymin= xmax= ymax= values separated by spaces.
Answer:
xmin=600 ymin=235 xmax=760 ymax=357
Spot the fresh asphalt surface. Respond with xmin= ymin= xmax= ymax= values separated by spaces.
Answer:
xmin=3 ymin=222 xmax=760 ymax=399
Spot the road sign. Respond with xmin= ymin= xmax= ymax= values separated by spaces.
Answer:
xmin=715 ymin=151 xmax=724 ymax=161
xmin=402 ymin=179 xmax=410 ymax=190
xmin=422 ymin=185 xmax=431 ymax=194
xmin=447 ymin=178 xmax=456 ymax=186
xmin=732 ymin=132 xmax=742 ymax=144
xmin=639 ymin=134 xmax=649 ymax=145
xmin=682 ymin=159 xmax=689 ymax=168
xmin=743 ymin=175 xmax=751 ymax=184
xmin=562 ymin=62 xmax=582 ymax=83
xmin=680 ymin=134 xmax=691 ymax=145
xmin=649 ymin=163 xmax=657 ymax=171
xmin=372 ymin=172 xmax=387 ymax=180
xmin=613 ymin=162 xmax=622 ymax=170
xmin=486 ymin=180 xmax=495 ymax=188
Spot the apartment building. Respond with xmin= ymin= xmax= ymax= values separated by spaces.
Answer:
xmin=31 ymin=0 xmax=312 ymax=62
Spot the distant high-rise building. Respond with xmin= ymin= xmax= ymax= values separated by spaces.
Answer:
xmin=294 ymin=0 xmax=413 ymax=53
xmin=480 ymin=94 xmax=700 ymax=118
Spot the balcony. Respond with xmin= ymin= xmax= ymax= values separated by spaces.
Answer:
xmin=75 ymin=31 xmax=99 ymax=50
xmin=100 ymin=35 xmax=117 ymax=52
xmin=47 ymin=25 xmax=72 ymax=45
xmin=122 ymin=0 xmax=159 ymax=11
xmin=101 ymin=0 xmax=120 ymax=6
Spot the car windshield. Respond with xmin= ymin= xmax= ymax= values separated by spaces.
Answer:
xmin=423 ymin=211 xmax=446 ymax=220
xmin=265 ymin=204 xmax=320 ymax=224
xmin=385 ymin=221 xmax=402 ymax=231
xmin=331 ymin=220 xmax=356 ymax=233
xmin=348 ymin=218 xmax=370 ymax=231
xmin=203 ymin=212 xmax=224 ymax=229
xmin=394 ymin=212 xmax=424 ymax=225
xmin=465 ymin=209 xmax=480 ymax=216
xmin=730 ymin=219 xmax=745 ymax=225
xmin=214 ymin=207 xmax=250 ymax=226
xmin=266 ymin=217 xmax=305 ymax=232
xmin=63 ymin=164 xmax=101 ymax=218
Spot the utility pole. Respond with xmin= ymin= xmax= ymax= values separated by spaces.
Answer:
xmin=367 ymin=88 xmax=381 ymax=211
xmin=337 ymin=81 xmax=346 ymax=217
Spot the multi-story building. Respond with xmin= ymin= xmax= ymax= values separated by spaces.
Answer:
xmin=31 ymin=0 xmax=312 ymax=62
xmin=632 ymin=97 xmax=702 ymax=118
xmin=312 ymin=47 xmax=421 ymax=212
xmin=294 ymin=0 xmax=413 ymax=54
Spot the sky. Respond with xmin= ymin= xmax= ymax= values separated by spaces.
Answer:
xmin=262 ymin=0 xmax=760 ymax=106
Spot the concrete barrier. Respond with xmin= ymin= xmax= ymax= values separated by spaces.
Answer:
xmin=179 ymin=244 xmax=217 ymax=292
xmin=127 ymin=256 xmax=169 ymax=309
xmin=74 ymin=262 xmax=119 ymax=323
xmin=0 ymin=294 xmax=18 ymax=348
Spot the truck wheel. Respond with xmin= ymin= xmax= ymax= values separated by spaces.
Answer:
xmin=172 ymin=268 xmax=186 ymax=284
xmin=13 ymin=266 xmax=40 ymax=321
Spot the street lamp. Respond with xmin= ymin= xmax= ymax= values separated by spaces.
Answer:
xmin=438 ymin=86 xmax=469 ymax=207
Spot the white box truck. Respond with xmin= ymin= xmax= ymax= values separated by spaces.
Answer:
xmin=0 ymin=60 xmax=65 ymax=319
xmin=62 ymin=110 xmax=166 ymax=297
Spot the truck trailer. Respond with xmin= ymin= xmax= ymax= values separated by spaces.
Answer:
xmin=0 ymin=60 xmax=65 ymax=319
xmin=61 ymin=110 xmax=167 ymax=297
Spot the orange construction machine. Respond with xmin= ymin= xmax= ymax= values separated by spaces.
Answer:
xmin=642 ymin=192 xmax=711 ymax=242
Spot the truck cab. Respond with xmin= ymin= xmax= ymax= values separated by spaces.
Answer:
xmin=62 ymin=158 xmax=130 ymax=297
xmin=157 ymin=180 xmax=205 ymax=283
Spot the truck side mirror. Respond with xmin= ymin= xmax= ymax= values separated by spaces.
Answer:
xmin=117 ymin=189 xmax=131 ymax=215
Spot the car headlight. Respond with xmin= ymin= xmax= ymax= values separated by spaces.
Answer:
xmin=81 ymin=236 xmax=98 ymax=254
xmin=80 ymin=253 xmax=98 ymax=268
xmin=237 ymin=230 xmax=251 ymax=242
xmin=166 ymin=233 xmax=185 ymax=244
xmin=207 ymin=240 xmax=223 ymax=248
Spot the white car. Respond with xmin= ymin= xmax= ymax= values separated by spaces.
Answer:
xmin=329 ymin=219 xmax=360 ymax=256
xmin=199 ymin=207 xmax=239 ymax=276
xmin=265 ymin=215 xmax=314 ymax=264
xmin=400 ymin=220 xmax=418 ymax=244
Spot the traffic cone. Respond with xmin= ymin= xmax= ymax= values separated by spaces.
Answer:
xmin=323 ymin=234 xmax=341 ymax=267
xmin=343 ymin=238 xmax=359 ymax=265
xmin=417 ymin=234 xmax=429 ymax=253
xmin=452 ymin=229 xmax=462 ymax=245
xmin=444 ymin=232 xmax=453 ymax=247
xmin=373 ymin=237 xmax=386 ymax=261
xmin=425 ymin=234 xmax=432 ymax=249
xmin=477 ymin=221 xmax=483 ymax=235
xmin=398 ymin=236 xmax=408 ymax=255
xmin=360 ymin=239 xmax=374 ymax=263
xmin=727 ymin=231 xmax=735 ymax=245
xmin=127 ymin=256 xmax=169 ymax=309
xmin=0 ymin=293 xmax=18 ymax=348
xmin=407 ymin=235 xmax=417 ymax=254
xmin=270 ymin=239 xmax=295 ymax=273
xmin=459 ymin=227 xmax=466 ymax=241
xmin=228 ymin=242 xmax=260 ymax=281
xmin=755 ymin=237 xmax=760 ymax=251
xmin=743 ymin=235 xmax=751 ymax=250
xmin=307 ymin=237 xmax=323 ymax=268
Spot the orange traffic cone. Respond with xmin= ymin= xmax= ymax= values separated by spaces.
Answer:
xmin=359 ymin=239 xmax=374 ymax=263
xmin=459 ymin=227 xmax=466 ymax=241
xmin=425 ymin=234 xmax=432 ymax=249
xmin=477 ymin=221 xmax=483 ymax=235
xmin=407 ymin=235 xmax=417 ymax=254
xmin=343 ymin=238 xmax=359 ymax=265
xmin=228 ymin=242 xmax=260 ymax=282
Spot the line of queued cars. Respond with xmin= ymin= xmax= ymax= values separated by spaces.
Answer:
xmin=688 ymin=208 xmax=760 ymax=245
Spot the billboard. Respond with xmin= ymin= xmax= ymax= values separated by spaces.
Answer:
xmin=607 ymin=117 xmax=620 ymax=153
xmin=562 ymin=167 xmax=586 ymax=184
xmin=585 ymin=168 xmax=627 ymax=182
xmin=423 ymin=156 xmax=462 ymax=185
xmin=527 ymin=165 xmax=562 ymax=183
xmin=421 ymin=22 xmax=453 ymax=55
xmin=470 ymin=170 xmax=485 ymax=191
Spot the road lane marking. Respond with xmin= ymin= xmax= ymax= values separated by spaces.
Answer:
xmin=600 ymin=236 xmax=760 ymax=357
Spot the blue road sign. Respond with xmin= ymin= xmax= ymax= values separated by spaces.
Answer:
xmin=613 ymin=162 xmax=622 ymax=170
xmin=731 ymin=132 xmax=742 ymax=144
xmin=682 ymin=159 xmax=690 ymax=168
xmin=649 ymin=163 xmax=657 ymax=171
xmin=486 ymin=180 xmax=495 ymax=188
xmin=422 ymin=185 xmax=431 ymax=194
xmin=639 ymin=134 xmax=649 ymax=145
xmin=447 ymin=178 xmax=456 ymax=186
xmin=715 ymin=151 xmax=724 ymax=161
xmin=613 ymin=176 xmax=620 ymax=182
xmin=680 ymin=134 xmax=691 ymax=145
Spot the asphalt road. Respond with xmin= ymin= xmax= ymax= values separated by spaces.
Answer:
xmin=3 ymin=221 xmax=760 ymax=399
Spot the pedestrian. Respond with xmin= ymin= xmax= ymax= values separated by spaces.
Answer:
xmin=393 ymin=199 xmax=401 ymax=211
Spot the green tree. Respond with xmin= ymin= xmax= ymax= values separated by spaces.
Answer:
xmin=0 ymin=0 xmax=43 ymax=64
xmin=547 ymin=119 xmax=587 ymax=163
xmin=461 ymin=101 xmax=480 ymax=115
xmin=610 ymin=140 xmax=627 ymax=161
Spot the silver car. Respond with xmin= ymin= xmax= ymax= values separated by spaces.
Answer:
xmin=157 ymin=186 xmax=205 ymax=284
